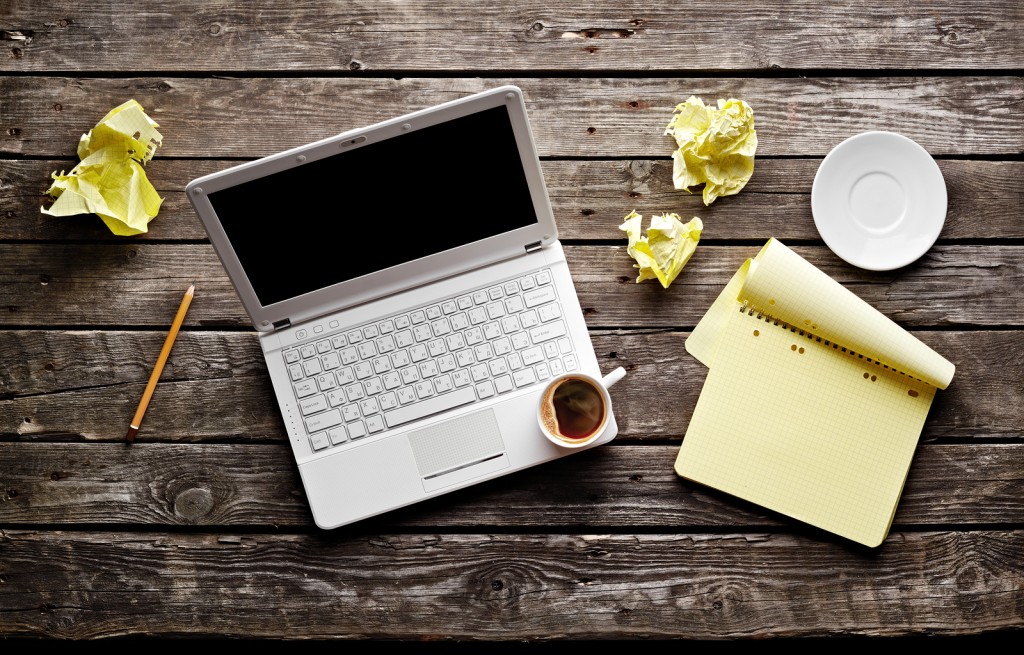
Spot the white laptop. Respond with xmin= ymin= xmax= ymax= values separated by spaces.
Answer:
xmin=186 ymin=85 xmax=618 ymax=529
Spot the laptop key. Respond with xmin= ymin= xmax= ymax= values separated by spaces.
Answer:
xmin=414 ymin=380 xmax=435 ymax=399
xmin=359 ymin=397 xmax=380 ymax=416
xmin=513 ymin=368 xmax=537 ymax=388
xmin=300 ymin=394 xmax=329 ymax=415
xmin=305 ymin=409 xmax=342 ymax=433
xmin=529 ymin=320 xmax=566 ymax=344
xmin=476 ymin=380 xmax=495 ymax=399
xmin=397 ymin=387 xmax=416 ymax=404
xmin=348 ymin=421 xmax=368 ymax=440
xmin=328 ymin=425 xmax=348 ymax=445
xmin=494 ymin=375 xmax=514 ymax=394
xmin=524 ymin=286 xmax=556 ymax=308
xmin=294 ymin=379 xmax=317 ymax=398
xmin=384 ymin=385 xmax=477 ymax=429
xmin=366 ymin=415 xmax=385 ymax=434
xmin=309 ymin=431 xmax=330 ymax=451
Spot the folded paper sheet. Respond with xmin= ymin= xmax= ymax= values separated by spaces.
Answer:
xmin=664 ymin=96 xmax=757 ymax=205
xmin=41 ymin=99 xmax=164 ymax=235
xmin=619 ymin=210 xmax=702 ymax=288
xmin=675 ymin=239 xmax=954 ymax=547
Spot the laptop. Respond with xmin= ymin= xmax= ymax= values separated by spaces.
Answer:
xmin=185 ymin=85 xmax=618 ymax=529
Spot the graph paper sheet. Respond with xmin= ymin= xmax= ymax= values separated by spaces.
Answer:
xmin=675 ymin=239 xmax=954 ymax=547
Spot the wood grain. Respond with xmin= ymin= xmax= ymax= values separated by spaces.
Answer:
xmin=2 ymin=0 xmax=1021 ymax=643
xmin=0 ymin=529 xmax=1020 ymax=639
xmin=1 ymin=244 xmax=1020 ymax=328
xmin=1 ymin=330 xmax=1020 ymax=441
xmin=0 ymin=442 xmax=1020 ymax=528
xmin=3 ymin=77 xmax=1022 ymax=158
xmin=3 ymin=1 xmax=1021 ymax=72
xmin=6 ymin=158 xmax=1022 ymax=241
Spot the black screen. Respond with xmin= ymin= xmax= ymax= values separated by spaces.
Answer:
xmin=206 ymin=105 xmax=539 ymax=307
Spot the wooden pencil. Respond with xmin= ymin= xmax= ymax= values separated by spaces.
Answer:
xmin=125 ymin=283 xmax=194 ymax=444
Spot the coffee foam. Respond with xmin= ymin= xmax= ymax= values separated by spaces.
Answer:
xmin=540 ymin=375 xmax=605 ymax=442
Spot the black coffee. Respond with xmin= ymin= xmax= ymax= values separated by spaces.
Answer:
xmin=543 ymin=377 xmax=606 ymax=441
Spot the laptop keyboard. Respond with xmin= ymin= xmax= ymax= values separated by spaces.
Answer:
xmin=282 ymin=267 xmax=580 ymax=453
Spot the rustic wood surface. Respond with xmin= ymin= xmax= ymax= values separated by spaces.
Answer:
xmin=1 ymin=0 xmax=1022 ymax=644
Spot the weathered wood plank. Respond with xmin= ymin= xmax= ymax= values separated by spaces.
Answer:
xmin=0 ymin=442 xmax=1020 ymax=528
xmin=6 ymin=158 xmax=1022 ymax=241
xmin=2 ymin=77 xmax=1022 ymax=158
xmin=2 ymin=1 xmax=1021 ymax=72
xmin=1 ymin=331 xmax=1018 ymax=441
xmin=1 ymin=245 xmax=1020 ymax=328
xmin=0 ymin=529 xmax=1020 ymax=639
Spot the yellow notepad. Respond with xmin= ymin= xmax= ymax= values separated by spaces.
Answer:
xmin=675 ymin=239 xmax=955 ymax=547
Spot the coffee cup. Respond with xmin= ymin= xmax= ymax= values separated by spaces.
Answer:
xmin=537 ymin=366 xmax=626 ymax=448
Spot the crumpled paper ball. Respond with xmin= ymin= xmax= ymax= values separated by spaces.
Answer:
xmin=664 ymin=96 xmax=757 ymax=205
xmin=41 ymin=99 xmax=164 ymax=235
xmin=619 ymin=209 xmax=703 ymax=288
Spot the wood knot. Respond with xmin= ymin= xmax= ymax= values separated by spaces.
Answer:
xmin=173 ymin=487 xmax=215 ymax=521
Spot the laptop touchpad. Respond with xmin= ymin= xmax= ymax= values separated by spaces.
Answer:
xmin=407 ymin=408 xmax=508 ymax=490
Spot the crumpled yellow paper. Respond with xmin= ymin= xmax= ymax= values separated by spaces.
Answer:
xmin=41 ymin=99 xmax=164 ymax=235
xmin=664 ymin=96 xmax=757 ymax=206
xmin=619 ymin=210 xmax=703 ymax=288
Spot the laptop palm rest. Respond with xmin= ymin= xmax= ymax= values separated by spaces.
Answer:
xmin=299 ymin=408 xmax=511 ymax=528
xmin=408 ymin=408 xmax=509 ymax=492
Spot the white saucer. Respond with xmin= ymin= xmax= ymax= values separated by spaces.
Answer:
xmin=811 ymin=131 xmax=947 ymax=271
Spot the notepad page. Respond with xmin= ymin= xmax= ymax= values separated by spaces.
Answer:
xmin=675 ymin=305 xmax=935 ymax=547
xmin=740 ymin=239 xmax=955 ymax=389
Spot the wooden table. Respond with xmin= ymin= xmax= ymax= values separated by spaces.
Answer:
xmin=2 ymin=1 xmax=1022 ymax=643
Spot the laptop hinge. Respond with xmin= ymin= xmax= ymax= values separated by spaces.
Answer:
xmin=272 ymin=318 xmax=291 ymax=330
xmin=525 ymin=240 xmax=543 ymax=253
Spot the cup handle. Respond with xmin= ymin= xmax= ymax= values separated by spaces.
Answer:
xmin=602 ymin=366 xmax=626 ymax=388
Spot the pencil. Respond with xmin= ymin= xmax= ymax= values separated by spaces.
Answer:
xmin=126 ymin=283 xmax=194 ymax=444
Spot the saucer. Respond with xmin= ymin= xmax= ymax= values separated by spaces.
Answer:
xmin=811 ymin=131 xmax=946 ymax=271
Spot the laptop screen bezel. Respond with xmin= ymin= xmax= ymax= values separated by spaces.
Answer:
xmin=185 ymin=85 xmax=558 ymax=331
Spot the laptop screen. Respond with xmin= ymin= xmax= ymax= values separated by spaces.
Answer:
xmin=206 ymin=105 xmax=540 ymax=307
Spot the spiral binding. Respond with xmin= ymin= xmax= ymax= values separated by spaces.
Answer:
xmin=738 ymin=300 xmax=914 ymax=380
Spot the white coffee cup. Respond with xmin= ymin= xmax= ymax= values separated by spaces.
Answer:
xmin=537 ymin=366 xmax=626 ymax=448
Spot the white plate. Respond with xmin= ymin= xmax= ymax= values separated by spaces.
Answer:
xmin=811 ymin=131 xmax=947 ymax=271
